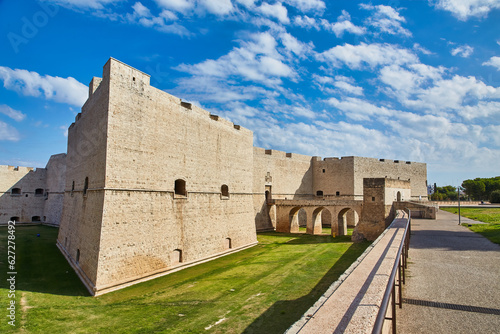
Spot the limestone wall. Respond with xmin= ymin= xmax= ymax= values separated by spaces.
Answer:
xmin=252 ymin=148 xmax=313 ymax=230
xmin=0 ymin=165 xmax=46 ymax=223
xmin=44 ymin=154 xmax=67 ymax=225
xmin=61 ymin=58 xmax=258 ymax=292
xmin=312 ymin=156 xmax=355 ymax=199
xmin=57 ymin=65 xmax=109 ymax=287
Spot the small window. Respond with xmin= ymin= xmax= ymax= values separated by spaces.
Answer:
xmin=11 ymin=188 xmax=21 ymax=195
xmin=35 ymin=188 xmax=44 ymax=196
xmin=171 ymin=249 xmax=182 ymax=265
xmin=83 ymin=177 xmax=89 ymax=196
xmin=32 ymin=216 xmax=41 ymax=222
xmin=221 ymin=184 xmax=229 ymax=198
xmin=225 ymin=238 xmax=232 ymax=250
xmin=372 ymin=197 xmax=376 ymax=202
xmin=71 ymin=181 xmax=75 ymax=191
xmin=316 ymin=190 xmax=324 ymax=196
xmin=10 ymin=216 xmax=20 ymax=222
xmin=322 ymin=169 xmax=326 ymax=173
xmin=336 ymin=191 xmax=340 ymax=196
xmin=174 ymin=179 xmax=187 ymax=197
xmin=76 ymin=249 xmax=80 ymax=264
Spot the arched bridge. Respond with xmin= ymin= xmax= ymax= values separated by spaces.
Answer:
xmin=270 ymin=199 xmax=363 ymax=237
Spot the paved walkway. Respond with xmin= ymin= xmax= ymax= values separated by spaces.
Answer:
xmin=398 ymin=210 xmax=500 ymax=333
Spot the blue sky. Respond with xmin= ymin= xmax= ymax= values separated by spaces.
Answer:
xmin=1 ymin=0 xmax=499 ymax=186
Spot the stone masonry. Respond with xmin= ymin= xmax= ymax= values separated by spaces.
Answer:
xmin=1 ymin=58 xmax=429 ymax=295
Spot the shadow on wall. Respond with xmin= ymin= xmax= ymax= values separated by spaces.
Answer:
xmin=242 ymin=242 xmax=369 ymax=334
xmin=293 ymin=162 xmax=314 ymax=200
xmin=0 ymin=170 xmax=47 ymax=224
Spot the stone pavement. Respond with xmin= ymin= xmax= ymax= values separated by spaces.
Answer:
xmin=398 ymin=210 xmax=500 ymax=334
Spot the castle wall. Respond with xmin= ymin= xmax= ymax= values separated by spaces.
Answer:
xmin=57 ymin=67 xmax=110 ymax=286
xmin=0 ymin=166 xmax=46 ymax=223
xmin=43 ymin=154 xmax=67 ymax=225
xmin=353 ymin=157 xmax=427 ymax=200
xmin=78 ymin=58 xmax=258 ymax=291
xmin=312 ymin=156 xmax=355 ymax=199
xmin=252 ymin=148 xmax=313 ymax=230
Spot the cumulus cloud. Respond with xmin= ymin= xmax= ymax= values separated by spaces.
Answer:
xmin=126 ymin=2 xmax=191 ymax=36
xmin=0 ymin=66 xmax=88 ymax=106
xmin=316 ymin=42 xmax=419 ymax=70
xmin=483 ymin=56 xmax=500 ymax=70
xmin=320 ymin=10 xmax=366 ymax=37
xmin=0 ymin=105 xmax=26 ymax=122
xmin=0 ymin=121 xmax=21 ymax=141
xmin=361 ymin=4 xmax=412 ymax=37
xmin=175 ymin=32 xmax=296 ymax=87
xmin=451 ymin=44 xmax=474 ymax=57
xmin=283 ymin=0 xmax=326 ymax=13
xmin=257 ymin=2 xmax=289 ymax=24
xmin=431 ymin=0 xmax=500 ymax=20
xmin=327 ymin=97 xmax=395 ymax=121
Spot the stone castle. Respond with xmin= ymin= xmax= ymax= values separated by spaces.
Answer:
xmin=0 ymin=58 xmax=430 ymax=295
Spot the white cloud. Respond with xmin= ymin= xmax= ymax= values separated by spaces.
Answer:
xmin=483 ymin=56 xmax=500 ymax=70
xmin=279 ymin=32 xmax=314 ymax=59
xmin=200 ymin=0 xmax=233 ymax=15
xmin=0 ymin=66 xmax=88 ymax=106
xmin=413 ymin=43 xmax=434 ymax=55
xmin=292 ymin=106 xmax=316 ymax=118
xmin=313 ymin=75 xmax=363 ymax=96
xmin=431 ymin=0 xmax=500 ymax=20
xmin=257 ymin=2 xmax=289 ymax=24
xmin=293 ymin=15 xmax=320 ymax=30
xmin=361 ymin=4 xmax=412 ymax=37
xmin=0 ymin=105 xmax=26 ymax=122
xmin=320 ymin=11 xmax=366 ymax=37
xmin=451 ymin=44 xmax=474 ymax=57
xmin=326 ymin=97 xmax=395 ymax=121
xmin=0 ymin=121 xmax=21 ymax=141
xmin=283 ymin=0 xmax=326 ymax=13
xmin=332 ymin=78 xmax=364 ymax=96
xmin=154 ymin=0 xmax=195 ymax=13
xmin=175 ymin=32 xmax=295 ymax=87
xmin=316 ymin=42 xmax=419 ymax=70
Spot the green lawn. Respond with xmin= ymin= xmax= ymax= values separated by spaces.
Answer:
xmin=0 ymin=225 xmax=369 ymax=334
xmin=441 ymin=207 xmax=500 ymax=245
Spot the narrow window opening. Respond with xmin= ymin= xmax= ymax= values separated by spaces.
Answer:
xmin=11 ymin=188 xmax=21 ymax=195
xmin=76 ymin=249 xmax=80 ymax=264
xmin=316 ymin=190 xmax=324 ymax=196
xmin=71 ymin=181 xmax=75 ymax=196
xmin=171 ymin=249 xmax=182 ymax=265
xmin=372 ymin=197 xmax=376 ymax=201
xmin=132 ymin=77 xmax=136 ymax=81
xmin=35 ymin=188 xmax=44 ymax=196
xmin=322 ymin=169 xmax=326 ymax=173
xmin=83 ymin=177 xmax=89 ymax=196
xmin=174 ymin=179 xmax=187 ymax=197
xmin=221 ymin=184 xmax=229 ymax=198
xmin=336 ymin=191 xmax=340 ymax=196
xmin=225 ymin=238 xmax=232 ymax=250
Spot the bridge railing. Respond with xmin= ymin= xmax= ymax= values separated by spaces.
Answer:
xmin=372 ymin=210 xmax=411 ymax=334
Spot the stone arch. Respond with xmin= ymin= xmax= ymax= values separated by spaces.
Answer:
xmin=397 ymin=191 xmax=402 ymax=202
xmin=225 ymin=237 xmax=232 ymax=250
xmin=337 ymin=208 xmax=356 ymax=236
xmin=174 ymin=179 xmax=186 ymax=197
xmin=171 ymin=249 xmax=182 ymax=265
xmin=289 ymin=207 xmax=304 ymax=233
xmin=310 ymin=207 xmax=329 ymax=235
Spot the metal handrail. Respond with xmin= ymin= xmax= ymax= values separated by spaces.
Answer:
xmin=372 ymin=210 xmax=411 ymax=334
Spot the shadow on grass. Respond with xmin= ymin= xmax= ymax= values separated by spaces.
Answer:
xmin=0 ymin=225 xmax=89 ymax=297
xmin=242 ymin=241 xmax=370 ymax=334
xmin=258 ymin=231 xmax=353 ymax=245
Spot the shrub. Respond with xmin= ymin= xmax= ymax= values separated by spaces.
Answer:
xmin=490 ymin=190 xmax=500 ymax=203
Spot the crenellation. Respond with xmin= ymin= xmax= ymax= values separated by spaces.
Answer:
xmin=0 ymin=58 xmax=430 ymax=295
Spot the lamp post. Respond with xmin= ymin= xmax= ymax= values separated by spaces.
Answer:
xmin=457 ymin=186 xmax=461 ymax=225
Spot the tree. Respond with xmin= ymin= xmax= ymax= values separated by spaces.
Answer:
xmin=491 ymin=190 xmax=500 ymax=203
